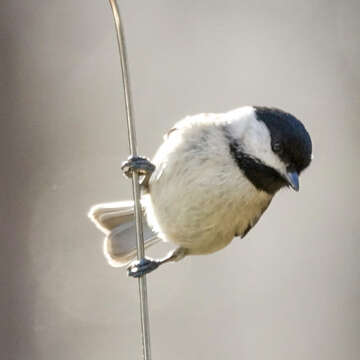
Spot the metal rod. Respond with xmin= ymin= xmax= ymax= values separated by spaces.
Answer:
xmin=108 ymin=1 xmax=152 ymax=359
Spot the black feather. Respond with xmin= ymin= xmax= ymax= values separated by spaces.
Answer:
xmin=254 ymin=107 xmax=312 ymax=173
xmin=228 ymin=140 xmax=286 ymax=194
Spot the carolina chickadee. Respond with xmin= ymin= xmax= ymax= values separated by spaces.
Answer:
xmin=89 ymin=106 xmax=312 ymax=277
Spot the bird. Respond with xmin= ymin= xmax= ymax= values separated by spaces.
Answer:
xmin=88 ymin=106 xmax=312 ymax=277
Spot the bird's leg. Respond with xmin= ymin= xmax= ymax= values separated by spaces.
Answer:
xmin=121 ymin=155 xmax=155 ymax=192
xmin=127 ymin=247 xmax=187 ymax=278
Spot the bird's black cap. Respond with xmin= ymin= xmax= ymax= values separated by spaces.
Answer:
xmin=254 ymin=106 xmax=312 ymax=174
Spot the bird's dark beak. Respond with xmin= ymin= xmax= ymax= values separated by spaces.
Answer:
xmin=285 ymin=170 xmax=299 ymax=191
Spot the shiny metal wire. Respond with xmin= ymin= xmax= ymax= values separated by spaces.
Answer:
xmin=108 ymin=1 xmax=152 ymax=359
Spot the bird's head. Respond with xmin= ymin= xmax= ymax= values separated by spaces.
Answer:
xmin=226 ymin=106 xmax=313 ymax=194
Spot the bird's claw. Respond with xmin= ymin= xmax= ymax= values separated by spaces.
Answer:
xmin=127 ymin=257 xmax=160 ymax=278
xmin=121 ymin=156 xmax=155 ymax=179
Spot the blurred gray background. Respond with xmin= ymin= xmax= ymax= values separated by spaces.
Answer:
xmin=2 ymin=0 xmax=360 ymax=359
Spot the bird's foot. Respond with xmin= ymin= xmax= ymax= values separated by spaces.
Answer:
xmin=121 ymin=156 xmax=155 ymax=179
xmin=127 ymin=257 xmax=160 ymax=278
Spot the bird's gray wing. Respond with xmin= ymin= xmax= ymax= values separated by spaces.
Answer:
xmin=240 ymin=198 xmax=272 ymax=238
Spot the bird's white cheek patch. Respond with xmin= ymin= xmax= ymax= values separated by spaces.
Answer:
xmin=243 ymin=119 xmax=286 ymax=174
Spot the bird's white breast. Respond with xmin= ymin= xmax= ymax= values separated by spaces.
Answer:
xmin=143 ymin=112 xmax=272 ymax=255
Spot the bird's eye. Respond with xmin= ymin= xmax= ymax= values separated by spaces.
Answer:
xmin=272 ymin=142 xmax=282 ymax=154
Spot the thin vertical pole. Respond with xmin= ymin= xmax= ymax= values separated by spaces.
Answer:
xmin=108 ymin=1 xmax=152 ymax=359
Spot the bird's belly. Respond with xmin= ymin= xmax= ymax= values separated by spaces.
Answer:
xmin=177 ymin=226 xmax=235 ymax=255
xmin=144 ymin=176 xmax=270 ymax=256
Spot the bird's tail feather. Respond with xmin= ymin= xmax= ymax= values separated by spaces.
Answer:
xmin=88 ymin=201 xmax=160 ymax=267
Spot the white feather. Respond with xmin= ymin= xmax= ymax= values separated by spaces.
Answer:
xmin=88 ymin=201 xmax=160 ymax=267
